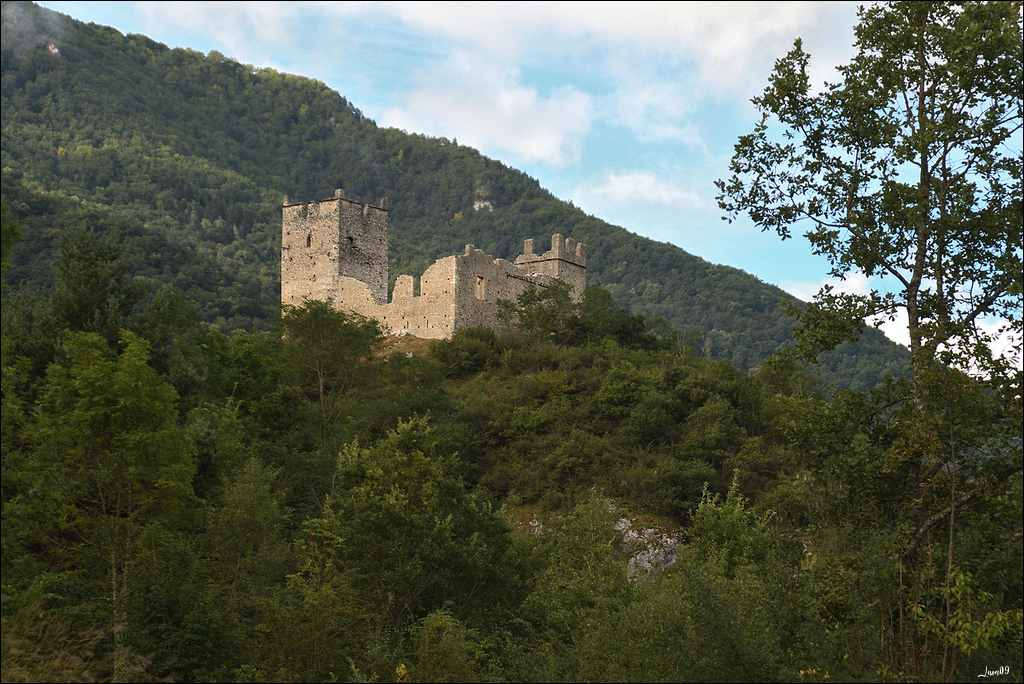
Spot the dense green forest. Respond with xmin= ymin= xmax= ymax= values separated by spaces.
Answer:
xmin=2 ymin=2 xmax=1021 ymax=683
xmin=0 ymin=0 xmax=907 ymax=388
xmin=2 ymin=223 xmax=1021 ymax=681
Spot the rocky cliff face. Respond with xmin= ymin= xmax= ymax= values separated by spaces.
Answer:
xmin=616 ymin=517 xmax=682 ymax=581
xmin=517 ymin=503 xmax=683 ymax=582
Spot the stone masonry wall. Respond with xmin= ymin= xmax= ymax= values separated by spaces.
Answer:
xmin=515 ymin=234 xmax=586 ymax=300
xmin=334 ymin=246 xmax=556 ymax=339
xmin=282 ymin=194 xmax=585 ymax=339
xmin=339 ymin=256 xmax=458 ymax=337
xmin=451 ymin=245 xmax=555 ymax=332
xmin=281 ymin=190 xmax=389 ymax=308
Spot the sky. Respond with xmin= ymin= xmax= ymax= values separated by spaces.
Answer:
xmin=29 ymin=2 xmax=1019 ymax=359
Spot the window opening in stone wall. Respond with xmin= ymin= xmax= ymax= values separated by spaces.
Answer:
xmin=477 ymin=276 xmax=485 ymax=299
xmin=306 ymin=233 xmax=312 ymax=248
xmin=345 ymin=236 xmax=353 ymax=252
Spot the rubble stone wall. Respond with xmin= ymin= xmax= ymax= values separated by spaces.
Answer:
xmin=281 ymin=190 xmax=388 ymax=308
xmin=282 ymin=193 xmax=585 ymax=339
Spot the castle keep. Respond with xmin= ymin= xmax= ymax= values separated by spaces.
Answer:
xmin=281 ymin=191 xmax=586 ymax=339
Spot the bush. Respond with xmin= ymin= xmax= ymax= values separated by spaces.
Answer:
xmin=429 ymin=326 xmax=498 ymax=378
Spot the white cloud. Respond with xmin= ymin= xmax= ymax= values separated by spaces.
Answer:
xmin=781 ymin=271 xmax=874 ymax=303
xmin=974 ymin=319 xmax=1023 ymax=372
xmin=781 ymin=273 xmax=912 ymax=347
xmin=385 ymin=1 xmax=859 ymax=92
xmin=136 ymin=1 xmax=301 ymax=55
xmin=603 ymin=79 xmax=706 ymax=146
xmin=573 ymin=170 xmax=705 ymax=213
xmin=663 ymin=2 xmax=858 ymax=93
xmin=380 ymin=55 xmax=593 ymax=167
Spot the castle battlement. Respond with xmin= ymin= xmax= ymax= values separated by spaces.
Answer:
xmin=283 ymin=189 xmax=389 ymax=213
xmin=517 ymin=234 xmax=586 ymax=268
xmin=281 ymin=192 xmax=585 ymax=339
xmin=513 ymin=234 xmax=586 ymax=295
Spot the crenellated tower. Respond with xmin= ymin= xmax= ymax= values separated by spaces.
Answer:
xmin=281 ymin=189 xmax=389 ymax=307
xmin=281 ymin=191 xmax=586 ymax=338
xmin=514 ymin=233 xmax=587 ymax=300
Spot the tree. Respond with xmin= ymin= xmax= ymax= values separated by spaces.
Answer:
xmin=429 ymin=326 xmax=499 ymax=378
xmin=51 ymin=227 xmax=146 ymax=350
xmin=276 ymin=299 xmax=383 ymax=446
xmin=497 ymin=279 xmax=579 ymax=344
xmin=717 ymin=4 xmax=1023 ymax=677
xmin=1 ymin=197 xmax=20 ymax=282
xmin=22 ymin=331 xmax=197 ymax=680
xmin=716 ymin=0 xmax=1023 ymax=575
xmin=717 ymin=1 xmax=1022 ymax=384
xmin=307 ymin=418 xmax=520 ymax=636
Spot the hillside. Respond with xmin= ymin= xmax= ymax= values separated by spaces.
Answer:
xmin=0 ymin=1 xmax=907 ymax=387
xmin=2 ymin=4 xmax=1019 ymax=682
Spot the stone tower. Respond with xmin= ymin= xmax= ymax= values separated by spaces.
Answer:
xmin=281 ymin=191 xmax=586 ymax=339
xmin=514 ymin=234 xmax=587 ymax=300
xmin=281 ymin=189 xmax=389 ymax=307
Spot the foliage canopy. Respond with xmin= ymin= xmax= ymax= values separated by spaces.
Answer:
xmin=1 ymin=3 xmax=1020 ymax=682
xmin=717 ymin=0 xmax=1022 ymax=383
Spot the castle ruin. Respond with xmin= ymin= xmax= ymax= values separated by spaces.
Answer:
xmin=281 ymin=190 xmax=586 ymax=339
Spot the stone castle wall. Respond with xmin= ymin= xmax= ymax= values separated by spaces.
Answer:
xmin=515 ymin=234 xmax=586 ymax=298
xmin=281 ymin=192 xmax=585 ymax=339
xmin=281 ymin=189 xmax=389 ymax=308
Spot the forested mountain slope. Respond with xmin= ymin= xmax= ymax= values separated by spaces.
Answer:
xmin=2 ymin=4 xmax=1018 ymax=682
xmin=1 ymin=1 xmax=907 ymax=387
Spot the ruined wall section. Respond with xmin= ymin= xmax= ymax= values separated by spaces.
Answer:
xmin=281 ymin=190 xmax=388 ymax=308
xmin=339 ymin=254 xmax=456 ymax=337
xmin=334 ymin=247 xmax=555 ymax=339
xmin=514 ymin=234 xmax=586 ymax=300
xmin=331 ymin=244 xmax=558 ymax=339
xmin=452 ymin=245 xmax=555 ymax=331
xmin=366 ymin=256 xmax=458 ymax=338
xmin=281 ymin=193 xmax=586 ymax=339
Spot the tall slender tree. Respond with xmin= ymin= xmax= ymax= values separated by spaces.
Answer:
xmin=717 ymin=3 xmax=1023 ymax=677
xmin=27 ymin=332 xmax=196 ymax=680
xmin=717 ymin=1 xmax=1022 ymax=384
